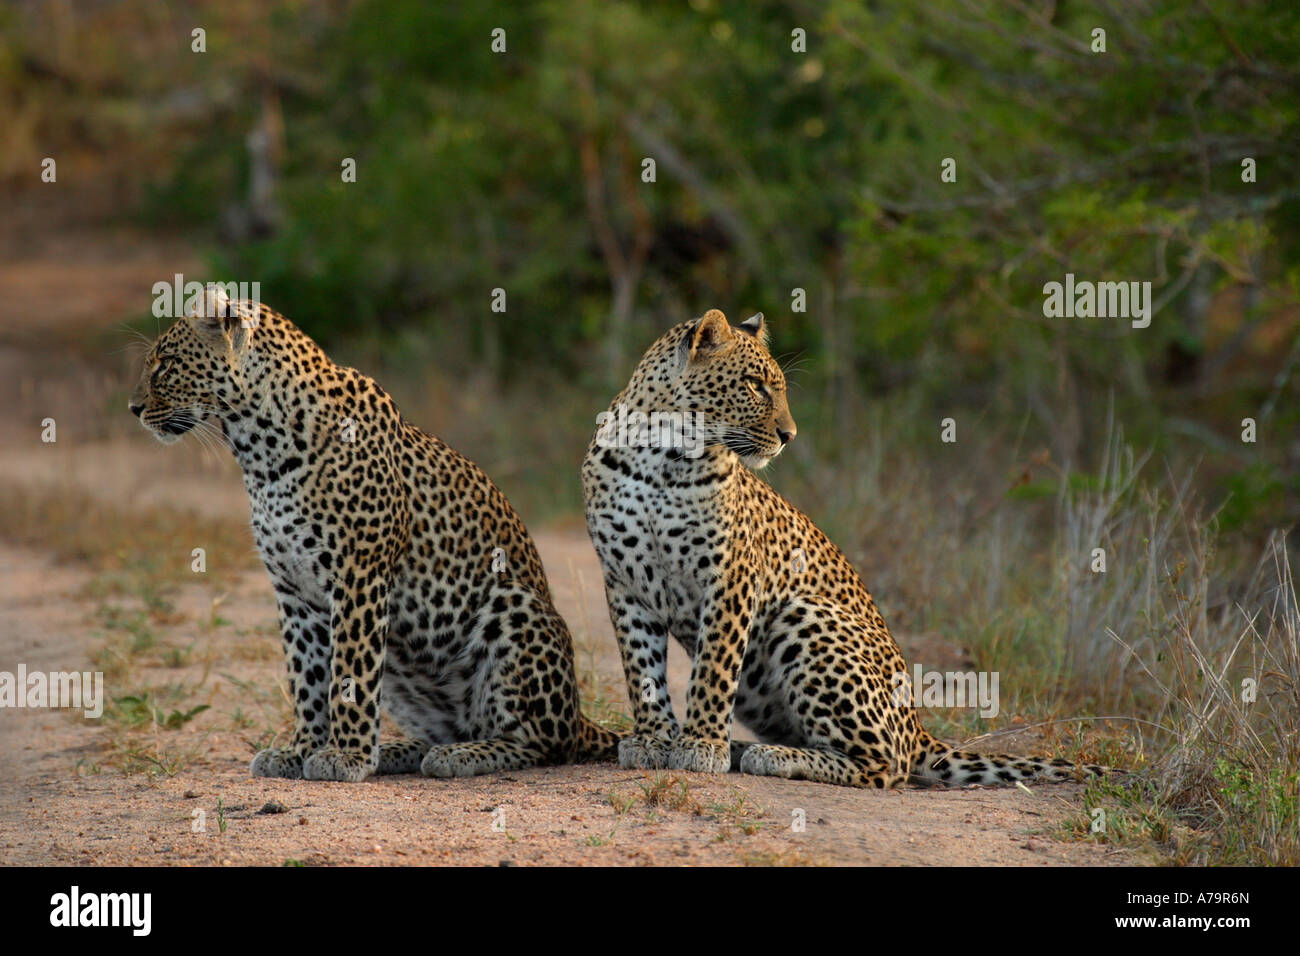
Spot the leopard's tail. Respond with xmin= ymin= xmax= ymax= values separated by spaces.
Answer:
xmin=908 ymin=729 xmax=1116 ymax=787
xmin=573 ymin=716 xmax=623 ymax=763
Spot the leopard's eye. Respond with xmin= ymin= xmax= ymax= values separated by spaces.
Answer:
xmin=744 ymin=375 xmax=770 ymax=399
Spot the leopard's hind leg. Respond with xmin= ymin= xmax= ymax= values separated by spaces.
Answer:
xmin=420 ymin=582 xmax=583 ymax=779
xmin=737 ymin=599 xmax=917 ymax=788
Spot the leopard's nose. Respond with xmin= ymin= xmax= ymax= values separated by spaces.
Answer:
xmin=128 ymin=401 xmax=144 ymax=418
xmin=777 ymin=427 xmax=795 ymax=445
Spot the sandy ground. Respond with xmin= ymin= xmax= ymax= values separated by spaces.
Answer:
xmin=0 ymin=224 xmax=1131 ymax=866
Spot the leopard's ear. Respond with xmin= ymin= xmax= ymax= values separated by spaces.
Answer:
xmin=687 ymin=309 xmax=735 ymax=361
xmin=738 ymin=312 xmax=767 ymax=346
xmin=188 ymin=287 xmax=253 ymax=348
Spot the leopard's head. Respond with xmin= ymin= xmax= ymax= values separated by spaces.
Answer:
xmin=672 ymin=309 xmax=796 ymax=470
xmin=128 ymin=296 xmax=255 ymax=444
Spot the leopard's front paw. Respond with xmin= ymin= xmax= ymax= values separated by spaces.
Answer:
xmin=618 ymin=734 xmax=675 ymax=770
xmin=421 ymin=744 xmax=478 ymax=779
xmin=302 ymin=747 xmax=377 ymax=782
xmin=250 ymin=747 xmax=304 ymax=779
xmin=667 ymin=736 xmax=732 ymax=774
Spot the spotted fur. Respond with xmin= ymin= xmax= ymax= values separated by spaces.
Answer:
xmin=130 ymin=295 xmax=618 ymax=782
xmin=582 ymin=309 xmax=1113 ymax=788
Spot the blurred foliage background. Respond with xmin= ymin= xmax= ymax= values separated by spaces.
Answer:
xmin=2 ymin=0 xmax=1298 ymax=526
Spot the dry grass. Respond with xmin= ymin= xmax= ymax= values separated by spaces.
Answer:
xmin=1098 ymin=536 xmax=1299 ymax=865
xmin=739 ymin=847 xmax=820 ymax=866
xmin=782 ymin=402 xmax=1298 ymax=865
xmin=605 ymin=774 xmax=772 ymax=846
xmin=636 ymin=773 xmax=704 ymax=814
xmin=0 ymin=479 xmax=258 ymax=592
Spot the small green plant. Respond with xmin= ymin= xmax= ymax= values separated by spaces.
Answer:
xmin=707 ymin=790 xmax=766 ymax=838
xmin=1213 ymin=760 xmax=1298 ymax=835
xmin=109 ymin=693 xmax=209 ymax=730
xmin=606 ymin=790 xmax=637 ymax=815
xmin=99 ymin=606 xmax=159 ymax=655
xmin=103 ymin=739 xmax=208 ymax=778
xmin=162 ymin=643 xmax=194 ymax=668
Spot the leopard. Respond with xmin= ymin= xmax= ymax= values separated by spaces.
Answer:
xmin=129 ymin=291 xmax=618 ymax=782
xmin=582 ymin=308 xmax=1114 ymax=788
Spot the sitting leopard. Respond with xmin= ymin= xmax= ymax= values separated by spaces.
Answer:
xmin=582 ymin=309 xmax=1112 ymax=788
xmin=129 ymin=293 xmax=618 ymax=782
